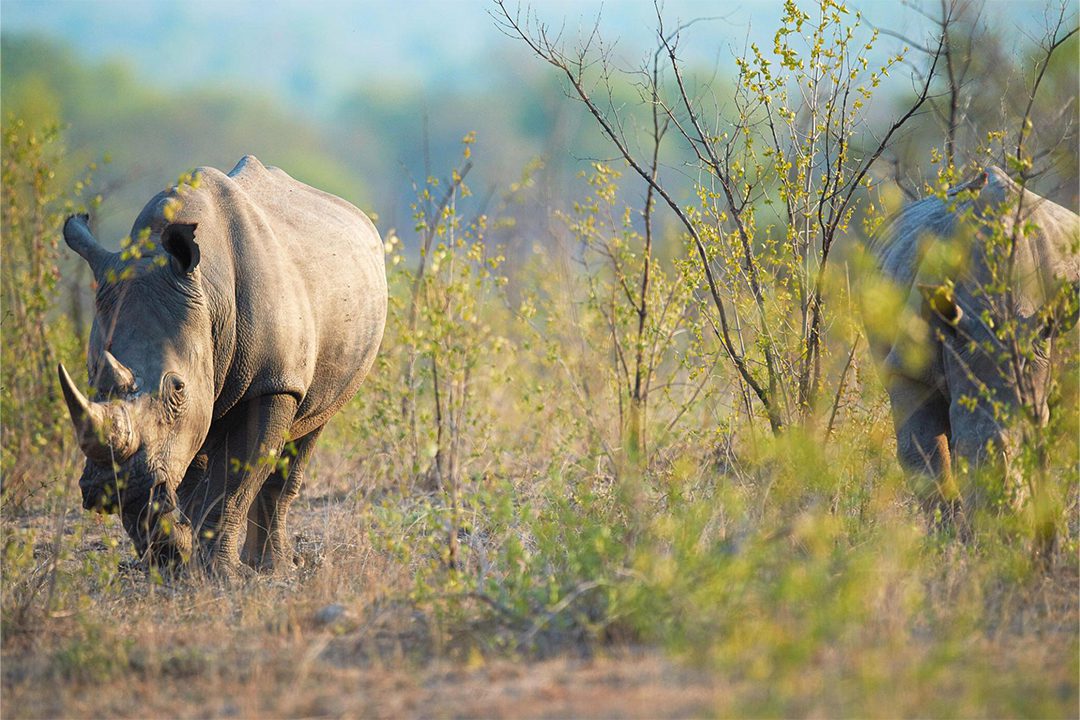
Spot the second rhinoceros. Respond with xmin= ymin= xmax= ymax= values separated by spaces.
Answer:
xmin=864 ymin=167 xmax=1078 ymax=519
xmin=59 ymin=156 xmax=387 ymax=577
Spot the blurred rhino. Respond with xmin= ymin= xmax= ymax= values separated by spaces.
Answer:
xmin=864 ymin=167 xmax=1078 ymax=519
xmin=59 ymin=156 xmax=386 ymax=577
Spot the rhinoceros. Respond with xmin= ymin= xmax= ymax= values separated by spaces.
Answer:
xmin=59 ymin=155 xmax=387 ymax=577
xmin=865 ymin=166 xmax=1078 ymax=519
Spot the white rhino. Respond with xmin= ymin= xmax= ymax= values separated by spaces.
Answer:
xmin=59 ymin=156 xmax=387 ymax=577
xmin=865 ymin=167 xmax=1078 ymax=519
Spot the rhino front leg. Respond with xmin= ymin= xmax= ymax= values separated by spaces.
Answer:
xmin=243 ymin=425 xmax=324 ymax=573
xmin=183 ymin=394 xmax=299 ymax=579
xmin=887 ymin=376 xmax=961 ymax=525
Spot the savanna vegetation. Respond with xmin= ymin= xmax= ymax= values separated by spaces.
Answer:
xmin=2 ymin=1 xmax=1078 ymax=717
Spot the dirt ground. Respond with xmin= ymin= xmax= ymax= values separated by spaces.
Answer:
xmin=1 ymin=484 xmax=725 ymax=720
xmin=5 ymin=641 xmax=721 ymax=719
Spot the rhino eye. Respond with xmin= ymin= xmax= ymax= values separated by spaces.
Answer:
xmin=161 ymin=372 xmax=187 ymax=418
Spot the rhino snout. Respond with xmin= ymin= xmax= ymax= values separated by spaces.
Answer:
xmin=119 ymin=490 xmax=192 ymax=568
xmin=80 ymin=483 xmax=112 ymax=513
xmin=78 ymin=458 xmax=166 ymax=515
xmin=79 ymin=464 xmax=119 ymax=513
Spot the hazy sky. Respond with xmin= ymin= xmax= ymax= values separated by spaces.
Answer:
xmin=1 ymin=1 xmax=915 ymax=110
xmin=2 ymin=1 xmax=1065 ymax=118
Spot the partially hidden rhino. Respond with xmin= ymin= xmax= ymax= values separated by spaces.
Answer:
xmin=59 ymin=156 xmax=387 ymax=577
xmin=864 ymin=166 xmax=1078 ymax=519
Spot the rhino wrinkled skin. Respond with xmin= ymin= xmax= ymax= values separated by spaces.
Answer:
xmin=865 ymin=167 xmax=1079 ymax=518
xmin=60 ymin=156 xmax=387 ymax=577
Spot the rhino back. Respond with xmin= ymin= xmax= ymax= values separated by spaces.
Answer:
xmin=865 ymin=169 xmax=1078 ymax=383
xmin=137 ymin=156 xmax=387 ymax=434
xmin=863 ymin=194 xmax=960 ymax=374
xmin=869 ymin=194 xmax=965 ymax=293
xmin=224 ymin=156 xmax=387 ymax=434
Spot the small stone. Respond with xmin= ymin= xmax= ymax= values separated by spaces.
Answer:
xmin=314 ymin=603 xmax=348 ymax=626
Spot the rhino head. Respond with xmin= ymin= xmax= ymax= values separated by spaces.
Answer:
xmin=59 ymin=214 xmax=214 ymax=565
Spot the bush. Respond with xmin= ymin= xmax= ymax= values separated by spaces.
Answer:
xmin=1 ymin=118 xmax=100 ymax=509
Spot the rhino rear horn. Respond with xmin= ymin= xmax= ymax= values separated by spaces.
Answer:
xmin=63 ymin=214 xmax=112 ymax=279
xmin=99 ymin=351 xmax=137 ymax=394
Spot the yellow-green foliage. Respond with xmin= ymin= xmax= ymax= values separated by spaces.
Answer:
xmin=0 ymin=119 xmax=103 ymax=507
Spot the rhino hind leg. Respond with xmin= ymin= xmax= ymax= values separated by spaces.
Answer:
xmin=242 ymin=425 xmax=324 ymax=573
xmin=241 ymin=470 xmax=283 ymax=572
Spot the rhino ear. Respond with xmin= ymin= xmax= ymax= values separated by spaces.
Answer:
xmin=918 ymin=283 xmax=963 ymax=329
xmin=162 ymin=223 xmax=200 ymax=274
xmin=63 ymin=214 xmax=113 ymax=279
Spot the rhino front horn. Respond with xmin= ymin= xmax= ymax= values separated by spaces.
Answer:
xmin=58 ymin=363 xmax=134 ymax=463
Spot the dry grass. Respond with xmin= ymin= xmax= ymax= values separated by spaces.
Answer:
xmin=3 ymin=449 xmax=1077 ymax=719
xmin=2 ymin=478 xmax=718 ymax=720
